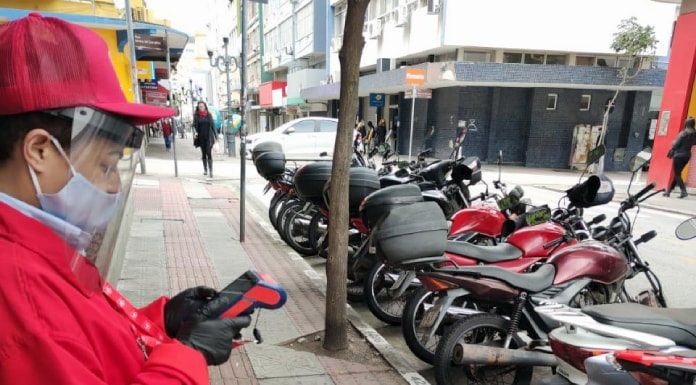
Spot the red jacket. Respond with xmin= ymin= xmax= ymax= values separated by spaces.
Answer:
xmin=0 ymin=202 xmax=209 ymax=385
xmin=162 ymin=122 xmax=172 ymax=137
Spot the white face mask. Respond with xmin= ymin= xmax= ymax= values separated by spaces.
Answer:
xmin=27 ymin=136 xmax=121 ymax=234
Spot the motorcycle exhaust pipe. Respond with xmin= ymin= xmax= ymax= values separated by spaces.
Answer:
xmin=452 ymin=343 xmax=557 ymax=367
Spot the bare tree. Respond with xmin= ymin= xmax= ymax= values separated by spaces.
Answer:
xmin=596 ymin=17 xmax=658 ymax=174
xmin=323 ymin=0 xmax=370 ymax=351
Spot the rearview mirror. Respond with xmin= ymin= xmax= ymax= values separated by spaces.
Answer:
xmin=284 ymin=127 xmax=295 ymax=135
xmin=629 ymin=148 xmax=652 ymax=172
xmin=676 ymin=217 xmax=696 ymax=240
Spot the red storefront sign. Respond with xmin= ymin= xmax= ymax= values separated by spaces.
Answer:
xmin=259 ymin=81 xmax=287 ymax=108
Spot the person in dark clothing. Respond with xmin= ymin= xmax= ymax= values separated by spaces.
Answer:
xmin=665 ymin=117 xmax=696 ymax=198
xmin=193 ymin=101 xmax=216 ymax=177
xmin=376 ymin=118 xmax=387 ymax=146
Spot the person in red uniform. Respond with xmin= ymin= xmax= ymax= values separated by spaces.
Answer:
xmin=0 ymin=14 xmax=250 ymax=385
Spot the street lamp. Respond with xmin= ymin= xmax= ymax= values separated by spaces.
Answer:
xmin=208 ymin=36 xmax=239 ymax=157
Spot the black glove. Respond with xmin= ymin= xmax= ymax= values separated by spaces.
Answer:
xmin=176 ymin=316 xmax=252 ymax=366
xmin=164 ymin=286 xmax=217 ymax=337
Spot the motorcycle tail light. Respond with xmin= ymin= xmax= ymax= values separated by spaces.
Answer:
xmin=549 ymin=336 xmax=611 ymax=372
xmin=419 ymin=276 xmax=456 ymax=292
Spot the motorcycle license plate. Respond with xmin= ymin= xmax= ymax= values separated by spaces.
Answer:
xmin=263 ymin=183 xmax=271 ymax=194
xmin=419 ymin=305 xmax=441 ymax=330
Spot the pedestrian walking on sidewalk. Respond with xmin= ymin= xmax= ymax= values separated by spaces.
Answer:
xmin=665 ymin=117 xmax=696 ymax=199
xmin=376 ymin=118 xmax=387 ymax=146
xmin=0 ymin=14 xmax=250 ymax=385
xmin=193 ymin=101 xmax=216 ymax=177
xmin=162 ymin=118 xmax=173 ymax=151
xmin=365 ymin=120 xmax=375 ymax=151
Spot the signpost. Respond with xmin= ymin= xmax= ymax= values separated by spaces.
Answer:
xmin=404 ymin=68 xmax=426 ymax=161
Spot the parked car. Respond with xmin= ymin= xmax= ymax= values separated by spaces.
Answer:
xmin=246 ymin=117 xmax=339 ymax=159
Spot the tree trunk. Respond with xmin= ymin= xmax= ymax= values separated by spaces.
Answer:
xmin=323 ymin=0 xmax=369 ymax=352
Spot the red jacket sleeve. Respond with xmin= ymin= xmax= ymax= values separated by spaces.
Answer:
xmin=139 ymin=296 xmax=170 ymax=335
xmin=0 ymin=331 xmax=208 ymax=385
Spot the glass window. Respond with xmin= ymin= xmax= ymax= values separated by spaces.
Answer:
xmin=279 ymin=18 xmax=292 ymax=51
xmin=575 ymin=56 xmax=594 ymax=66
xmin=546 ymin=94 xmax=558 ymax=110
xmin=503 ymin=52 xmax=522 ymax=63
xmin=545 ymin=54 xmax=566 ymax=65
xmin=462 ymin=51 xmax=489 ymax=63
xmin=524 ymin=53 xmax=544 ymax=65
xmin=318 ymin=120 xmax=338 ymax=133
xmin=291 ymin=120 xmax=316 ymax=133
xmin=334 ymin=4 xmax=346 ymax=37
xmin=580 ymin=95 xmax=591 ymax=111
xmin=596 ymin=57 xmax=615 ymax=67
xmin=297 ymin=4 xmax=313 ymax=39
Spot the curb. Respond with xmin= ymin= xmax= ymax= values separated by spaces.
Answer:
xmin=235 ymin=183 xmax=432 ymax=385
xmin=538 ymin=185 xmax=696 ymax=217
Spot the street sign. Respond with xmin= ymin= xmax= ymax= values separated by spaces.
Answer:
xmin=404 ymin=88 xmax=432 ymax=99
xmin=405 ymin=68 xmax=426 ymax=86
xmin=369 ymin=93 xmax=385 ymax=107
xmin=134 ymin=34 xmax=165 ymax=54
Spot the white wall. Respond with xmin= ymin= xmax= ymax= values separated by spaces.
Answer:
xmin=444 ymin=0 xmax=677 ymax=56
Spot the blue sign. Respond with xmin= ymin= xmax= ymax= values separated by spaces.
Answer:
xmin=369 ymin=93 xmax=385 ymax=108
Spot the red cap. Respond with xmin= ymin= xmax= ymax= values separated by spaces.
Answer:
xmin=0 ymin=13 xmax=174 ymax=125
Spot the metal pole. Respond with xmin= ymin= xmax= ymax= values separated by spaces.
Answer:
xmin=125 ymin=0 xmax=146 ymax=174
xmin=408 ymin=85 xmax=416 ymax=161
xmin=239 ymin=0 xmax=249 ymax=242
xmin=224 ymin=38 xmax=235 ymax=157
xmin=165 ymin=31 xmax=178 ymax=177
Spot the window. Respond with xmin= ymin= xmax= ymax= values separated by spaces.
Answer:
xmin=503 ymin=52 xmax=522 ymax=63
xmin=318 ymin=120 xmax=338 ymax=133
xmin=576 ymin=56 xmax=595 ymax=66
xmin=596 ymin=56 xmax=616 ymax=67
xmin=297 ymin=4 xmax=313 ymax=40
xmin=545 ymin=54 xmax=566 ymax=65
xmin=546 ymin=94 xmax=558 ymax=110
xmin=524 ymin=53 xmax=544 ymax=65
xmin=279 ymin=18 xmax=292 ymax=52
xmin=580 ymin=95 xmax=591 ymax=111
xmin=334 ymin=4 xmax=346 ymax=37
xmin=462 ymin=51 xmax=489 ymax=63
xmin=291 ymin=120 xmax=316 ymax=133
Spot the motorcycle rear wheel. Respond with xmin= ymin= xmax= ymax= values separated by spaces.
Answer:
xmin=364 ymin=262 xmax=418 ymax=325
xmin=434 ymin=313 xmax=533 ymax=385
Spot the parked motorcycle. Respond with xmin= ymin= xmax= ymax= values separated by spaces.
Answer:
xmin=531 ymin=214 xmax=696 ymax=385
xmin=429 ymin=150 xmax=665 ymax=385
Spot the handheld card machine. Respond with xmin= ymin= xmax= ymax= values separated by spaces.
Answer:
xmin=198 ymin=270 xmax=287 ymax=320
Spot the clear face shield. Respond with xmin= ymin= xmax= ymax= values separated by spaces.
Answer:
xmin=34 ymin=107 xmax=144 ymax=292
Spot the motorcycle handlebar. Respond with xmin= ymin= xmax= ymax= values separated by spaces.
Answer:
xmin=633 ymin=182 xmax=656 ymax=202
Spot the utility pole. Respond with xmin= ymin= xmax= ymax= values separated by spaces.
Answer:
xmin=165 ymin=30 xmax=178 ymax=177
xmin=124 ymin=0 xmax=146 ymax=174
xmin=239 ymin=0 xmax=249 ymax=242
xmin=209 ymin=37 xmax=238 ymax=157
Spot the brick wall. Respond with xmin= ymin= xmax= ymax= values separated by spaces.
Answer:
xmin=399 ymin=85 xmax=653 ymax=170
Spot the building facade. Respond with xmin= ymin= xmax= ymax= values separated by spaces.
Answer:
xmin=299 ymin=0 xmax=677 ymax=170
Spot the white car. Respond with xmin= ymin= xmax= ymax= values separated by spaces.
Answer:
xmin=246 ymin=117 xmax=341 ymax=159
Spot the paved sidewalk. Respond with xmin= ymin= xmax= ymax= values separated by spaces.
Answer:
xmin=117 ymin=139 xmax=412 ymax=385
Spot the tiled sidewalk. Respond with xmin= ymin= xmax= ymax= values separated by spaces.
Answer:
xmin=117 ymin=174 xmax=409 ymax=385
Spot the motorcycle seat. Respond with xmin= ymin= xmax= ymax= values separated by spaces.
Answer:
xmin=436 ymin=264 xmax=556 ymax=293
xmin=582 ymin=303 xmax=696 ymax=349
xmin=445 ymin=241 xmax=523 ymax=263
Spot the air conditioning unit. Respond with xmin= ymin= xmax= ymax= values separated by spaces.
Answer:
xmin=394 ymin=5 xmax=409 ymax=27
xmin=368 ymin=19 xmax=383 ymax=39
xmin=331 ymin=36 xmax=343 ymax=53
